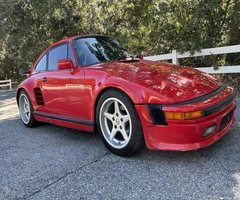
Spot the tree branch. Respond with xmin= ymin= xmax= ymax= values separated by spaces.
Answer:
xmin=217 ymin=0 xmax=232 ymax=34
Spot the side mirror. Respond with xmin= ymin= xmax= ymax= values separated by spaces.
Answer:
xmin=19 ymin=68 xmax=31 ymax=75
xmin=138 ymin=54 xmax=143 ymax=60
xmin=57 ymin=59 xmax=74 ymax=70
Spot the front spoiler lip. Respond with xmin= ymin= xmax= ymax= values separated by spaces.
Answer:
xmin=149 ymin=114 xmax=235 ymax=151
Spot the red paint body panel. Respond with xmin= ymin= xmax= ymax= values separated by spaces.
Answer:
xmin=41 ymin=69 xmax=86 ymax=118
xmin=16 ymin=35 xmax=236 ymax=152
xmin=91 ymin=61 xmax=220 ymax=103
xmin=136 ymin=101 xmax=236 ymax=150
xmin=162 ymin=87 xmax=234 ymax=114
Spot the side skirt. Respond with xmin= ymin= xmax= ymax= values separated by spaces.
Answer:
xmin=33 ymin=111 xmax=94 ymax=132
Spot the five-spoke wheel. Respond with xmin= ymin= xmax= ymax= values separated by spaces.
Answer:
xmin=18 ymin=90 xmax=37 ymax=127
xmin=19 ymin=93 xmax=31 ymax=124
xmin=96 ymin=89 xmax=144 ymax=156
xmin=99 ymin=97 xmax=132 ymax=149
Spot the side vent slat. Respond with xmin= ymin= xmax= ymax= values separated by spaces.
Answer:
xmin=33 ymin=87 xmax=44 ymax=105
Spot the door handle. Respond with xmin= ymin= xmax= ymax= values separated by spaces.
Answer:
xmin=41 ymin=77 xmax=48 ymax=82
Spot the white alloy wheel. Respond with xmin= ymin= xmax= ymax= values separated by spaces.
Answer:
xmin=19 ymin=93 xmax=31 ymax=124
xmin=99 ymin=97 xmax=132 ymax=149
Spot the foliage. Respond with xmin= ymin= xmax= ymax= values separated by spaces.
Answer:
xmin=0 ymin=0 xmax=240 ymax=86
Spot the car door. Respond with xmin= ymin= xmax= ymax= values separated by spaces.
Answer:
xmin=42 ymin=43 xmax=87 ymax=119
xmin=31 ymin=53 xmax=50 ymax=110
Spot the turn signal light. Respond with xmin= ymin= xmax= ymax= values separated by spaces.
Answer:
xmin=165 ymin=110 xmax=202 ymax=120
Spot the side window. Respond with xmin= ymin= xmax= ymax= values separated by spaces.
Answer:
xmin=35 ymin=54 xmax=46 ymax=71
xmin=48 ymin=44 xmax=67 ymax=70
xmin=68 ymin=44 xmax=77 ymax=67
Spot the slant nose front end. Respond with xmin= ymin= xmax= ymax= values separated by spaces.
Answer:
xmin=135 ymin=84 xmax=236 ymax=151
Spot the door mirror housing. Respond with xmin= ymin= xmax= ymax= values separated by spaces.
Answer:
xmin=138 ymin=54 xmax=143 ymax=60
xmin=57 ymin=59 xmax=74 ymax=70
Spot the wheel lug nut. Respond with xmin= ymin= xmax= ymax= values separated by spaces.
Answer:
xmin=121 ymin=118 xmax=123 ymax=122
xmin=112 ymin=117 xmax=115 ymax=121
xmin=120 ymin=126 xmax=122 ymax=129
xmin=116 ymin=113 xmax=119 ymax=117
xmin=114 ymin=125 xmax=117 ymax=129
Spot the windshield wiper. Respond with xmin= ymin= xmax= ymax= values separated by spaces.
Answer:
xmin=117 ymin=55 xmax=139 ymax=61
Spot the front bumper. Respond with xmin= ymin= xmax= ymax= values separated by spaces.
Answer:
xmin=135 ymin=100 xmax=236 ymax=151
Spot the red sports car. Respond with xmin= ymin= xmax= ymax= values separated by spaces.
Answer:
xmin=16 ymin=35 xmax=236 ymax=156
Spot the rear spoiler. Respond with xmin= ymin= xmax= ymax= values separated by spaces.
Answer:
xmin=19 ymin=68 xmax=31 ymax=75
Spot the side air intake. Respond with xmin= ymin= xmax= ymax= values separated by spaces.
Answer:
xmin=33 ymin=87 xmax=44 ymax=105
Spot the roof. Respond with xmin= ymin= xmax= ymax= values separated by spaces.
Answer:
xmin=46 ymin=34 xmax=112 ymax=51
xmin=32 ymin=35 xmax=111 ymax=69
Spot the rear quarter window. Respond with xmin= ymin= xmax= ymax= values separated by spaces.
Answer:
xmin=35 ymin=54 xmax=47 ymax=71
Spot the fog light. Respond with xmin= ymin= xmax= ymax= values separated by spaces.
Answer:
xmin=203 ymin=124 xmax=216 ymax=137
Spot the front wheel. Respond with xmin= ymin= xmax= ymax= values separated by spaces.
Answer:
xmin=96 ymin=89 xmax=144 ymax=156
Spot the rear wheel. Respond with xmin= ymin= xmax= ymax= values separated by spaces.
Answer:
xmin=96 ymin=89 xmax=144 ymax=156
xmin=19 ymin=90 xmax=38 ymax=128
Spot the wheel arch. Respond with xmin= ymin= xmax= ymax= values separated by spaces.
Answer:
xmin=93 ymin=86 xmax=136 ymax=131
xmin=16 ymin=86 xmax=30 ymax=106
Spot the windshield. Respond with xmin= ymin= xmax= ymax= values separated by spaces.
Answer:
xmin=73 ymin=36 xmax=133 ymax=66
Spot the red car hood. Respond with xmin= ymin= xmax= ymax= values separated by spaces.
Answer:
xmin=92 ymin=61 xmax=221 ymax=103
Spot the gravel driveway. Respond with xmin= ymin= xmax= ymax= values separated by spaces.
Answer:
xmin=0 ymin=90 xmax=240 ymax=200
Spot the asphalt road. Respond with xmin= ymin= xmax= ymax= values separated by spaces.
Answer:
xmin=0 ymin=90 xmax=240 ymax=200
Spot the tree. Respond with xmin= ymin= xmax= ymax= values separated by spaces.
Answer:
xmin=0 ymin=0 xmax=239 ymax=87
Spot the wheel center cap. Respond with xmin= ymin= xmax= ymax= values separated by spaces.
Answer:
xmin=116 ymin=119 xmax=120 ymax=125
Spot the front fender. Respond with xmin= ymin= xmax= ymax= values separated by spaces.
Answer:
xmin=84 ymin=69 xmax=170 ymax=121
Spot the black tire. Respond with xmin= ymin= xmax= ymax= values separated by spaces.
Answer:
xmin=96 ymin=89 xmax=144 ymax=156
xmin=19 ymin=90 xmax=38 ymax=128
